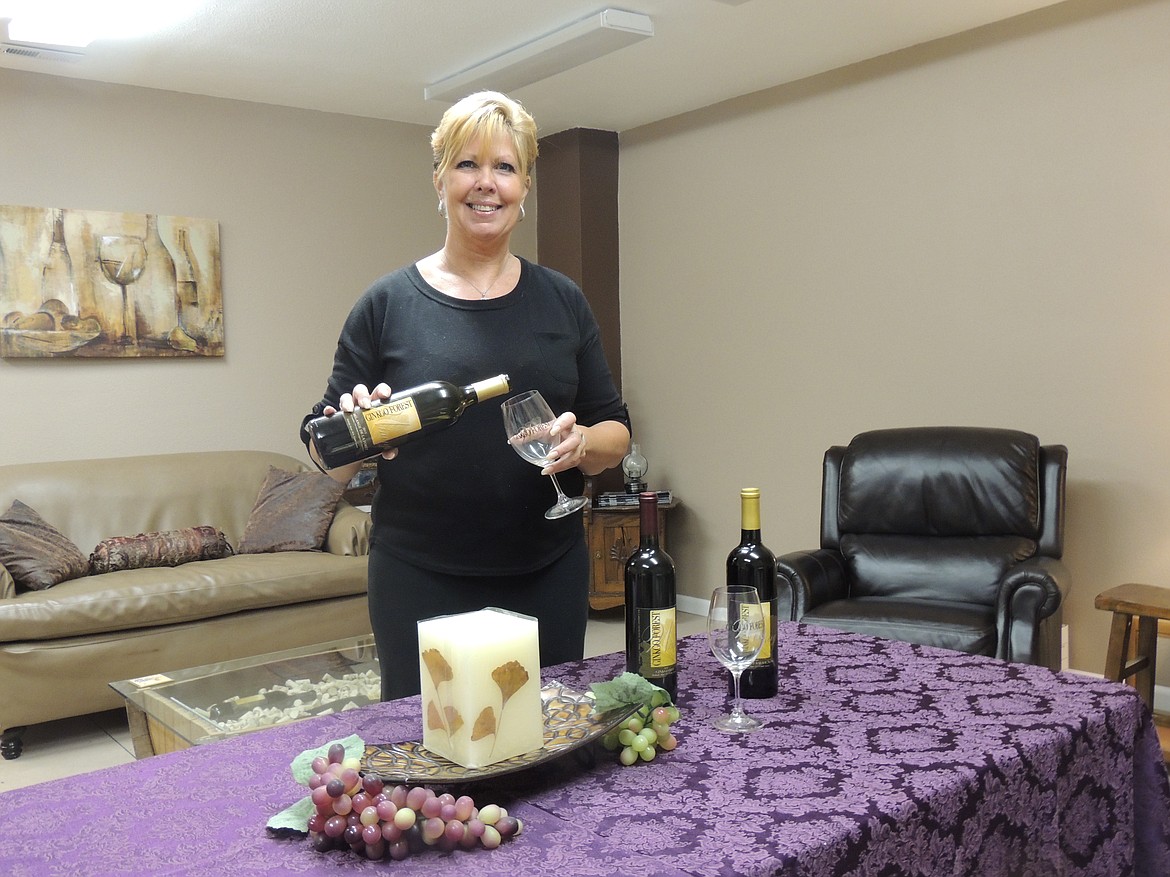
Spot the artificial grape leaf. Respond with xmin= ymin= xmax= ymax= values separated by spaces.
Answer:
xmin=492 ymin=660 xmax=530 ymax=705
xmin=471 ymin=706 xmax=497 ymax=741
xmin=590 ymin=672 xmax=672 ymax=714
xmin=427 ymin=700 xmax=445 ymax=731
xmin=266 ymin=793 xmax=315 ymax=836
xmin=288 ymin=734 xmax=366 ymax=787
xmin=422 ymin=648 xmax=453 ymax=686
xmin=444 ymin=705 xmax=464 ymax=735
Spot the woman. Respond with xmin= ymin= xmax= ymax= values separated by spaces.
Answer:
xmin=302 ymin=91 xmax=631 ymax=700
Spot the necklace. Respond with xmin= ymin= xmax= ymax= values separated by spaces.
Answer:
xmin=444 ymin=255 xmax=510 ymax=300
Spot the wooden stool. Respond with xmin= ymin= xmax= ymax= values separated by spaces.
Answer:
xmin=1094 ymin=583 xmax=1170 ymax=709
xmin=1095 ymin=583 xmax=1170 ymax=763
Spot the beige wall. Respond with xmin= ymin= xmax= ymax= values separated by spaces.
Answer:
xmin=2 ymin=0 xmax=1166 ymax=681
xmin=618 ymin=0 xmax=1170 ymax=676
xmin=0 ymin=69 xmax=536 ymax=464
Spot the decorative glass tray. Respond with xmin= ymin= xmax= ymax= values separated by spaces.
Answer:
xmin=362 ymin=682 xmax=635 ymax=784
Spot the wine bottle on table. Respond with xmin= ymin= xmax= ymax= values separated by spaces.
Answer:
xmin=727 ymin=488 xmax=777 ymax=698
xmin=307 ymin=374 xmax=510 ymax=469
xmin=624 ymin=491 xmax=677 ymax=701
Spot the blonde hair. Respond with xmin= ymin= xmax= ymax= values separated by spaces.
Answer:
xmin=431 ymin=91 xmax=539 ymax=182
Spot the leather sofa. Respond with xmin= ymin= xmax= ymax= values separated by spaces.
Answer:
xmin=0 ymin=450 xmax=372 ymax=759
xmin=776 ymin=427 xmax=1069 ymax=670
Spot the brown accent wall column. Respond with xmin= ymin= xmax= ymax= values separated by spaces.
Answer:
xmin=536 ymin=128 xmax=621 ymax=391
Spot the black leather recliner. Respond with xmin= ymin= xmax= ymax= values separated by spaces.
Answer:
xmin=776 ymin=427 xmax=1069 ymax=670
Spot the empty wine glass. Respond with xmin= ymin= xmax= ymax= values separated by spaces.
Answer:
xmin=502 ymin=389 xmax=590 ymax=519
xmin=98 ymin=235 xmax=147 ymax=345
xmin=707 ymin=584 xmax=765 ymax=732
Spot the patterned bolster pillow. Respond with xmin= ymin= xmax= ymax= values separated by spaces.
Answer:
xmin=89 ymin=526 xmax=234 ymax=575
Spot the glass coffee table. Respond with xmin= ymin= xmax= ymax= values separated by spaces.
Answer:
xmin=110 ymin=636 xmax=380 ymax=758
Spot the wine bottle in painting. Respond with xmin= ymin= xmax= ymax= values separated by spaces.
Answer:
xmin=727 ymin=488 xmax=777 ymax=698
xmin=138 ymin=214 xmax=178 ymax=341
xmin=41 ymin=208 xmax=77 ymax=315
xmin=173 ymin=226 xmax=203 ymax=343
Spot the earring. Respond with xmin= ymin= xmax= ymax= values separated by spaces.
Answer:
xmin=437 ymin=198 xmax=447 ymax=219
xmin=519 ymin=203 xmax=526 ymax=222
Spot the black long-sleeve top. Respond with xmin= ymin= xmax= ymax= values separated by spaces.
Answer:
xmin=304 ymin=257 xmax=630 ymax=576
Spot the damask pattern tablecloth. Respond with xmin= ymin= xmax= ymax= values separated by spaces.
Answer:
xmin=1 ymin=623 xmax=1167 ymax=876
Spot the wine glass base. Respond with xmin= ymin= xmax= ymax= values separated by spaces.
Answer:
xmin=544 ymin=495 xmax=589 ymax=519
xmin=712 ymin=713 xmax=762 ymax=733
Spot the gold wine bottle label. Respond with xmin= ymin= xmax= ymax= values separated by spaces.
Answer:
xmin=742 ymin=601 xmax=773 ymax=663
xmin=639 ymin=607 xmax=677 ymax=672
xmin=357 ymin=398 xmax=424 ymax=446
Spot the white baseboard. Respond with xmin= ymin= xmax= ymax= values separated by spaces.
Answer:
xmin=678 ymin=593 xmax=706 ymax=617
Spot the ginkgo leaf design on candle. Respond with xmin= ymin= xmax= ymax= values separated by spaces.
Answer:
xmin=422 ymin=648 xmax=459 ymax=744
xmin=471 ymin=706 xmax=496 ymax=741
xmin=483 ymin=660 xmax=531 ymax=757
xmin=421 ymin=649 xmax=532 ymax=755
xmin=493 ymin=661 xmax=529 ymax=705
xmin=427 ymin=701 xmax=445 ymax=731
xmin=427 ymin=698 xmax=463 ymax=738
xmin=422 ymin=649 xmax=453 ymax=686
xmin=444 ymin=705 xmax=464 ymax=735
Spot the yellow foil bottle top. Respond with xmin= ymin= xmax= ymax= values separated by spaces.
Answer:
xmin=740 ymin=487 xmax=761 ymax=530
xmin=471 ymin=374 xmax=510 ymax=401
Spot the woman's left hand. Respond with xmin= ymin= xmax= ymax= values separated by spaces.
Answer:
xmin=542 ymin=413 xmax=588 ymax=475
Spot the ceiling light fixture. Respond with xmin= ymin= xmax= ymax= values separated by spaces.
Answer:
xmin=424 ymin=8 xmax=654 ymax=103
xmin=1 ymin=0 xmax=203 ymax=49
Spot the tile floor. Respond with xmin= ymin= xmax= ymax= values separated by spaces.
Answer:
xmin=1 ymin=609 xmax=705 ymax=794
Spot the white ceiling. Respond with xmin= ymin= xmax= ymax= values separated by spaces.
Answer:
xmin=0 ymin=0 xmax=1069 ymax=135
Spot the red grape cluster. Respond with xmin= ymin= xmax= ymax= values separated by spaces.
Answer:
xmin=306 ymin=743 xmax=521 ymax=860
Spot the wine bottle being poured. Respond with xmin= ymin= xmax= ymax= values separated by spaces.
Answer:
xmin=308 ymin=374 xmax=510 ymax=469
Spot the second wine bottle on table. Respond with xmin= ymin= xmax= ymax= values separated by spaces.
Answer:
xmin=624 ymin=491 xmax=677 ymax=701
xmin=727 ymin=488 xmax=777 ymax=698
xmin=307 ymin=374 xmax=510 ymax=469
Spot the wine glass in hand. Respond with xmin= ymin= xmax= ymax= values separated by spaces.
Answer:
xmin=707 ymin=585 xmax=765 ymax=732
xmin=502 ymin=390 xmax=589 ymax=520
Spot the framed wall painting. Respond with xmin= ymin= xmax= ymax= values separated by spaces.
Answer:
xmin=0 ymin=205 xmax=223 ymax=358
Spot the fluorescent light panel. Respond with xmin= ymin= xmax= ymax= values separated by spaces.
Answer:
xmin=424 ymin=8 xmax=653 ymax=103
xmin=2 ymin=0 xmax=204 ymax=48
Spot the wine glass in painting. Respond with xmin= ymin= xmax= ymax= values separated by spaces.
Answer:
xmin=502 ymin=390 xmax=589 ymax=520
xmin=98 ymin=235 xmax=147 ymax=345
xmin=707 ymin=584 xmax=765 ymax=732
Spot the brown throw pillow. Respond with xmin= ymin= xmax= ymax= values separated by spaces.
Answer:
xmin=0 ymin=499 xmax=90 ymax=591
xmin=238 ymin=467 xmax=346 ymax=554
xmin=0 ymin=563 xmax=14 ymax=600
xmin=89 ymin=526 xmax=234 ymax=575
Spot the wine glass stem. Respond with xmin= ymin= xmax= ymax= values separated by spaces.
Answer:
xmin=731 ymin=670 xmax=744 ymax=718
xmin=548 ymin=471 xmax=571 ymax=502
xmin=120 ymin=284 xmax=136 ymax=345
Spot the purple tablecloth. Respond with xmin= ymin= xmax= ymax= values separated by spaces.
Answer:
xmin=2 ymin=623 xmax=1168 ymax=876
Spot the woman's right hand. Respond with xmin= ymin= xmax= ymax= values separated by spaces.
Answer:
xmin=331 ymin=383 xmax=399 ymax=461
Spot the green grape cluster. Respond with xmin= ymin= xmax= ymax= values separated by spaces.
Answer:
xmin=305 ymin=742 xmax=521 ymax=860
xmin=601 ymin=700 xmax=681 ymax=766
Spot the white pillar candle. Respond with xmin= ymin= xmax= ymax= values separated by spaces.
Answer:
xmin=417 ymin=607 xmax=543 ymax=768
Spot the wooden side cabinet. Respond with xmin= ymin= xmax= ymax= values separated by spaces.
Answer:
xmin=583 ymin=501 xmax=676 ymax=610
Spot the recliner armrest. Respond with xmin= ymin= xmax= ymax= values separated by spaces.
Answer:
xmin=325 ymin=502 xmax=372 ymax=557
xmin=777 ymin=549 xmax=849 ymax=620
xmin=995 ymin=556 xmax=1069 ymax=668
